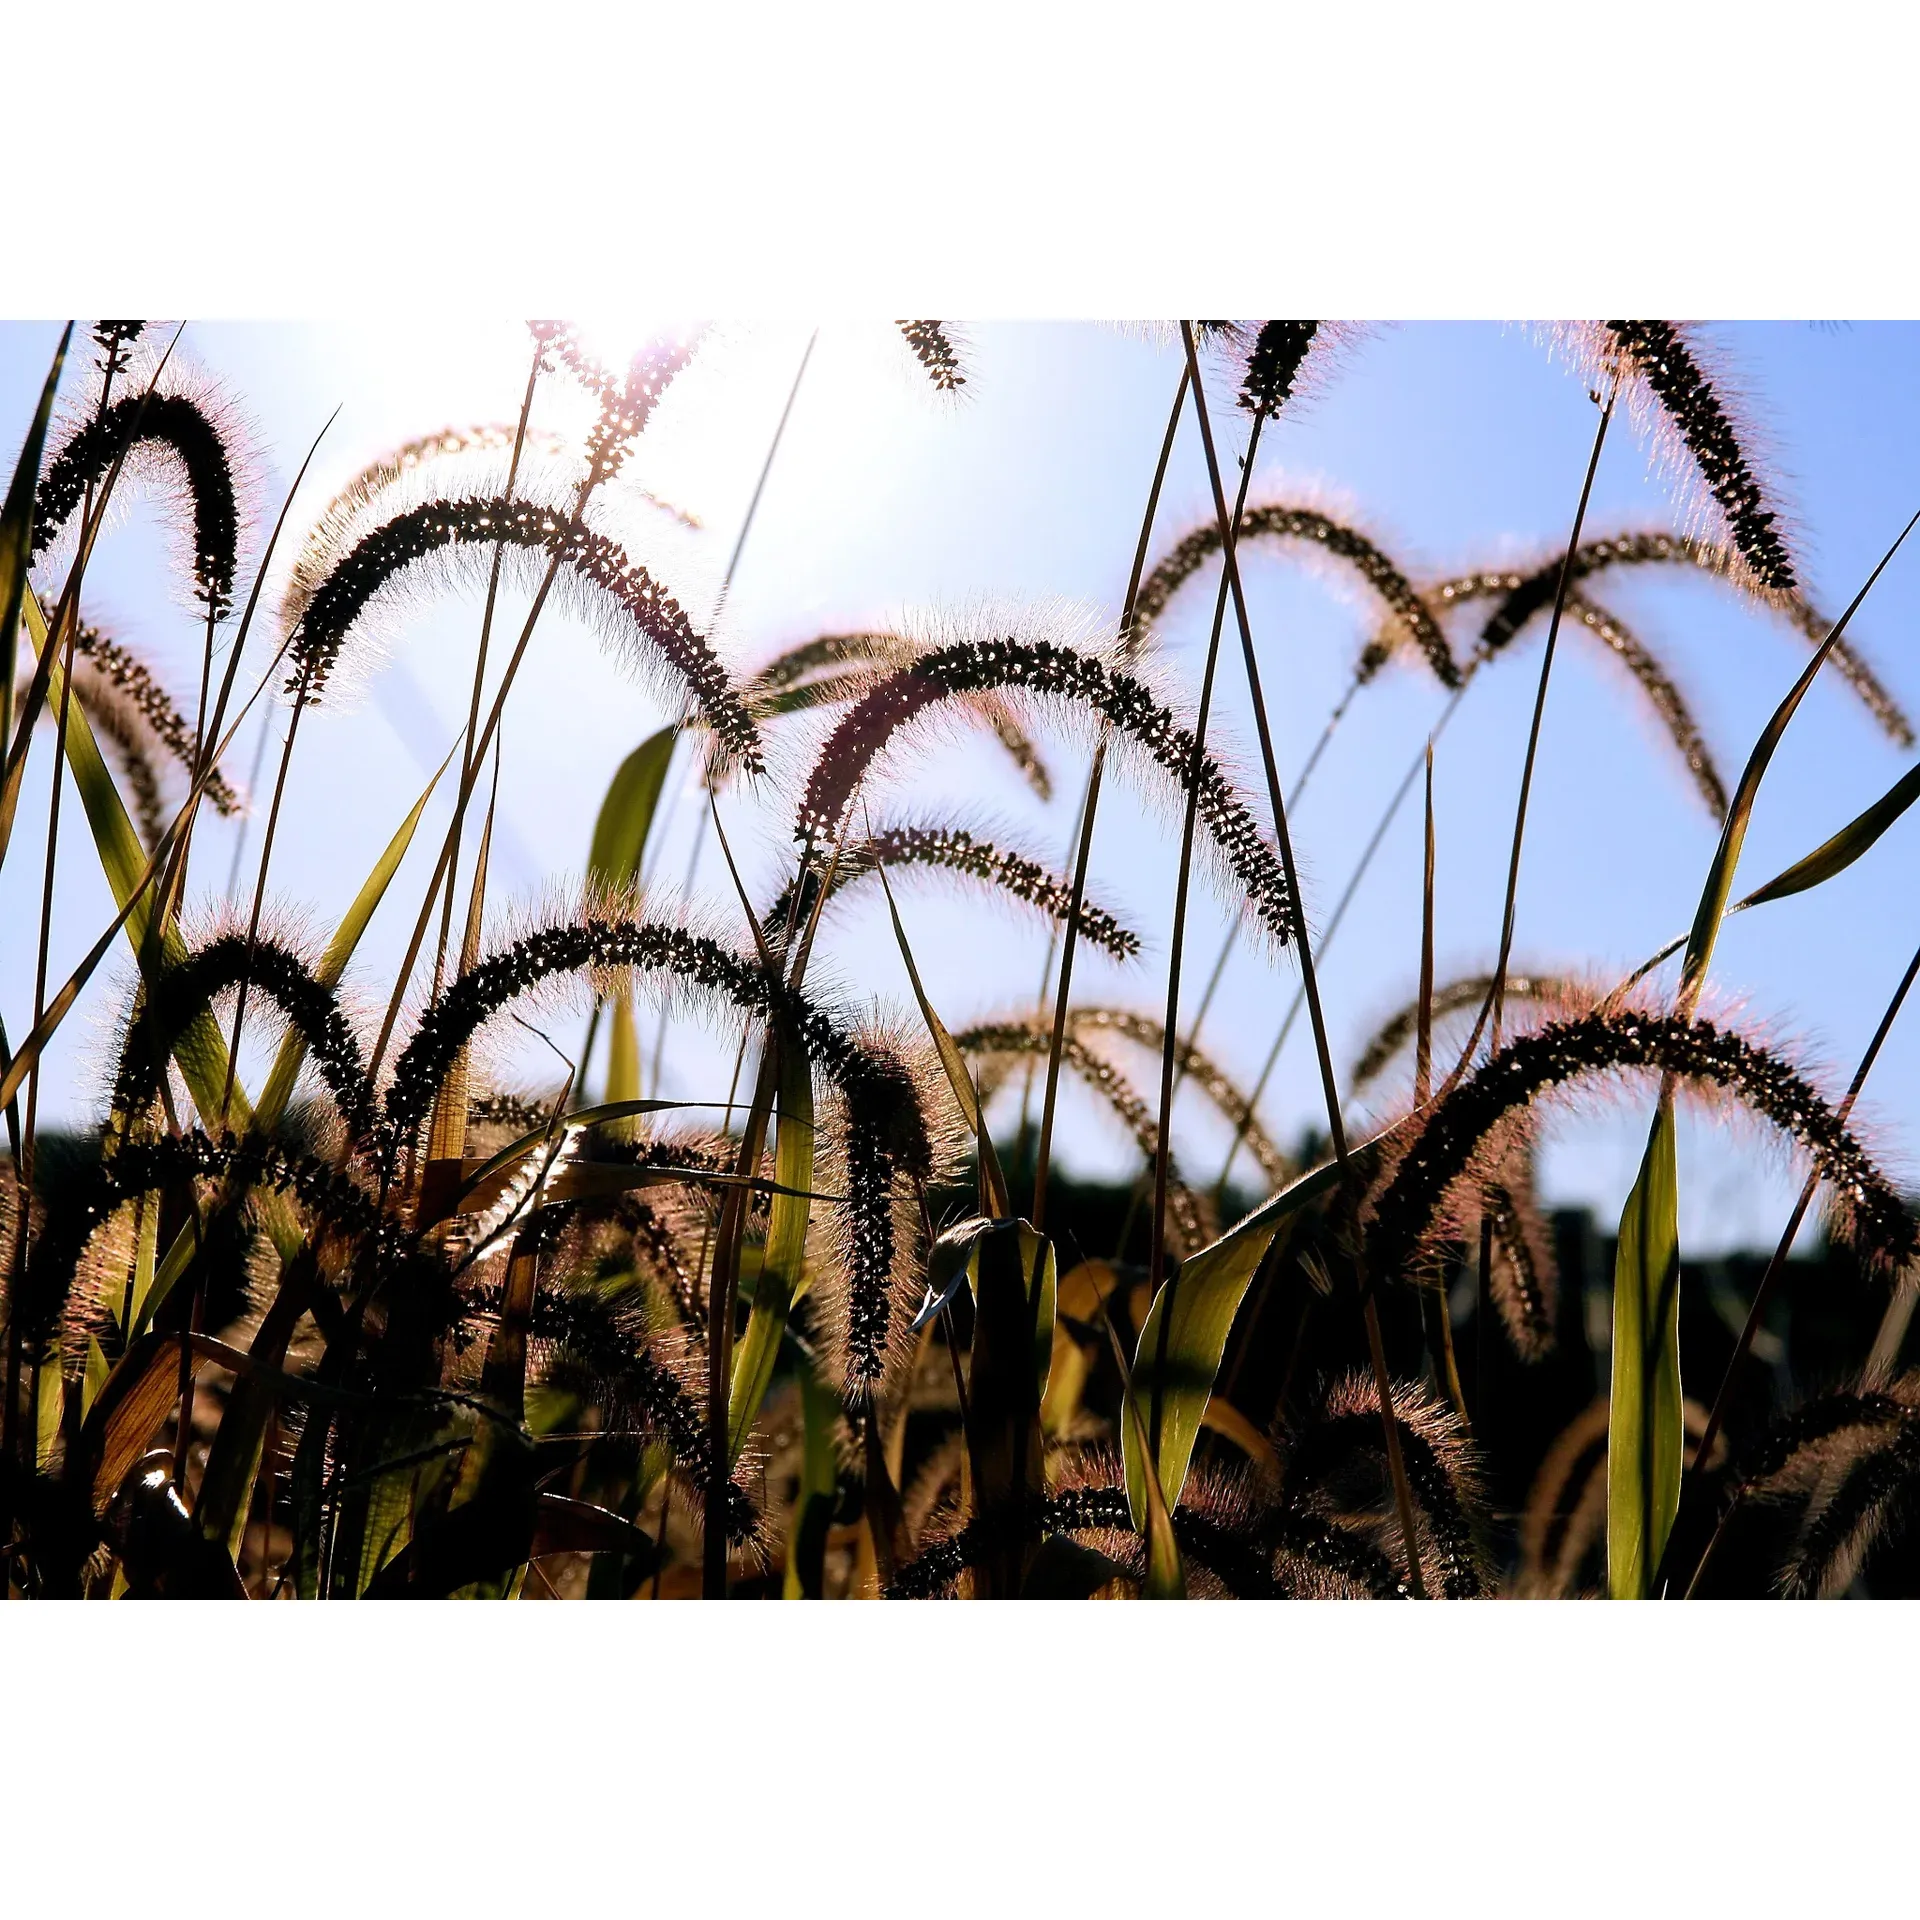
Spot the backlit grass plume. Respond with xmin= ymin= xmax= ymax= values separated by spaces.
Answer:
xmin=1280 ymin=1374 xmax=1489 ymax=1599
xmin=287 ymin=423 xmax=694 ymax=601
xmin=32 ymin=1130 xmax=387 ymax=1351
xmin=1352 ymin=971 xmax=1589 ymax=1094
xmin=1435 ymin=529 xmax=1910 ymax=745
xmin=282 ymin=492 xmax=761 ymax=768
xmin=959 ymin=1019 xmax=1207 ymax=1250
xmin=1367 ymin=1007 xmax=1919 ymax=1288
xmin=1235 ymin=321 xmax=1323 ymax=415
xmin=1469 ymin=1146 xmax=1559 ymax=1361
xmin=735 ymin=630 xmax=1052 ymax=801
xmin=795 ymin=630 xmax=1296 ymax=947
xmin=1378 ymin=570 xmax=1728 ymax=815
xmin=768 ymin=820 xmax=1138 ymax=961
xmin=516 ymin=1280 xmax=760 ymax=1544
xmin=1132 ymin=502 xmax=1458 ymax=688
xmin=66 ymin=617 xmax=245 ymax=817
xmin=528 ymin=321 xmax=701 ymax=482
xmin=104 ymin=931 xmax=371 ymax=1137
xmin=383 ymin=914 xmax=935 ymax=1389
xmin=885 ymin=1473 xmax=1404 ymax=1599
xmin=33 ymin=368 xmax=253 ymax=615
xmin=1711 ymin=1374 xmax=1920 ymax=1596
xmin=1572 ymin=321 xmax=1796 ymax=593
xmin=77 ymin=687 xmax=168 ymax=851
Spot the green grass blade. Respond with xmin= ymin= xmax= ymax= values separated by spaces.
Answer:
xmin=728 ymin=1036 xmax=814 ymax=1462
xmin=1123 ymin=1152 xmax=1356 ymax=1526
xmin=1102 ymin=1307 xmax=1184 ymax=1598
xmin=1678 ymin=508 xmax=1920 ymax=1016
xmin=876 ymin=865 xmax=1009 ymax=1219
xmin=587 ymin=727 xmax=676 ymax=1107
xmin=588 ymin=726 xmax=676 ymax=885
xmin=0 ymin=323 xmax=70 ymax=756
xmin=1735 ymin=755 xmax=1920 ymax=911
xmin=1607 ymin=1107 xmax=1683 ymax=1598
xmin=1613 ymin=752 xmax=1920 ymax=995
xmin=9 ymin=596 xmax=248 ymax=1125
xmin=783 ymin=1354 xmax=839 ymax=1598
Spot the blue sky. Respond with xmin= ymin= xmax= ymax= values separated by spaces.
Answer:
xmin=6 ymin=319 xmax=1920 ymax=1253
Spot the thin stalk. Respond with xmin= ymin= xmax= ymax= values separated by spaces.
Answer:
xmin=1179 ymin=323 xmax=1424 ymax=1594
xmin=428 ymin=341 xmax=542 ymax=1012
xmin=1443 ymin=387 xmax=1617 ymax=1099
xmin=1146 ymin=404 xmax=1266 ymax=1460
xmin=1417 ymin=742 xmax=1467 ymax=1424
xmin=219 ymin=695 xmax=306 ymax=1126
xmin=714 ymin=330 xmax=816 ymax=622
xmin=1458 ymin=389 xmax=1613 ymax=1450
xmin=1033 ymin=360 xmax=1189 ymax=1232
xmin=1155 ymin=661 xmax=1367 ymax=1109
xmin=223 ymin=706 xmax=276 ymax=902
xmin=644 ymin=334 xmax=813 ymax=1099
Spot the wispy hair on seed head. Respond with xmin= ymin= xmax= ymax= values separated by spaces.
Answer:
xmin=1367 ymin=1006 xmax=1919 ymax=1291
xmin=1430 ymin=528 xmax=1909 ymax=746
xmin=767 ymin=816 xmax=1138 ymax=961
xmin=1551 ymin=322 xmax=1797 ymax=594
xmin=280 ymin=487 xmax=760 ymax=769
xmin=1132 ymin=498 xmax=1457 ymax=688
xmin=793 ymin=606 xmax=1296 ymax=952
xmin=1281 ymin=1374 xmax=1489 ymax=1598
xmin=34 ymin=357 xmax=259 ymax=617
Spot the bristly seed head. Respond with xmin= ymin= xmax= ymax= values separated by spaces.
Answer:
xmin=1133 ymin=504 xmax=1458 ymax=689
xmin=286 ymin=493 xmax=761 ymax=769
xmin=1600 ymin=321 xmax=1795 ymax=593
xmin=769 ymin=822 xmax=1139 ymax=962
xmin=1237 ymin=322 xmax=1320 ymax=416
xmin=896 ymin=322 xmax=967 ymax=392
xmin=35 ymin=389 xmax=244 ymax=614
xmin=1368 ymin=1007 xmax=1919 ymax=1287
xmin=796 ymin=636 xmax=1296 ymax=948
xmin=388 ymin=916 xmax=932 ymax=1389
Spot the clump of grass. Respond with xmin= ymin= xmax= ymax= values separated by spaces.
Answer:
xmin=8 ymin=318 xmax=1920 ymax=1604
